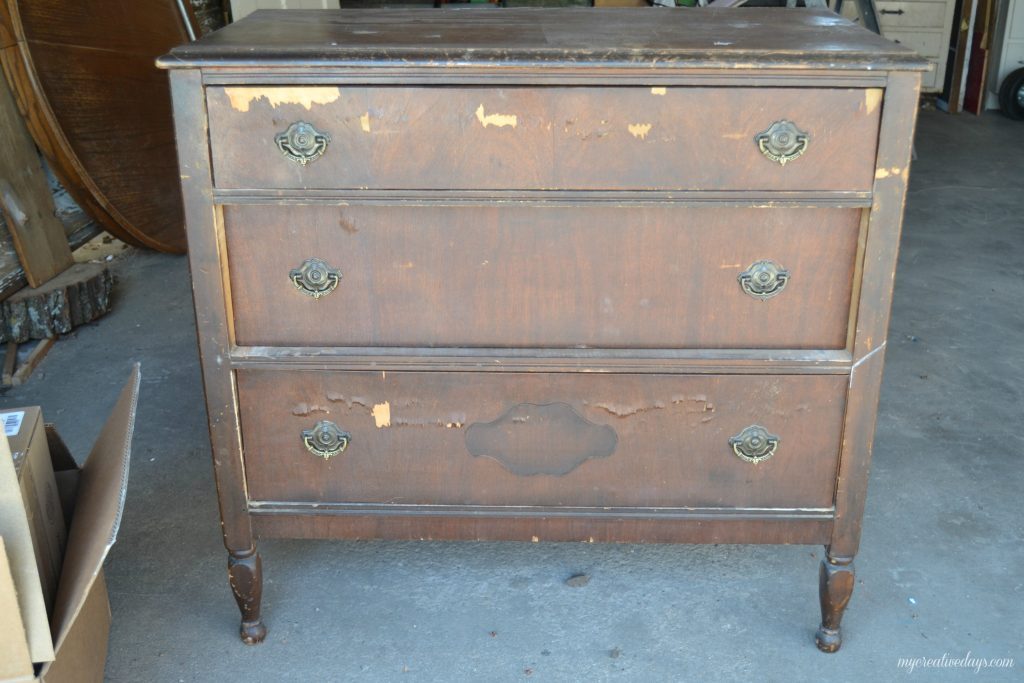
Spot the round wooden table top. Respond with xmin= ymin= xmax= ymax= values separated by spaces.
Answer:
xmin=0 ymin=0 xmax=195 ymax=253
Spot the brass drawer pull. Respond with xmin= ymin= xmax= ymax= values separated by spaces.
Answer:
xmin=274 ymin=121 xmax=331 ymax=165
xmin=738 ymin=259 xmax=789 ymax=299
xmin=289 ymin=257 xmax=341 ymax=299
xmin=729 ymin=425 xmax=779 ymax=463
xmin=301 ymin=420 xmax=350 ymax=459
xmin=755 ymin=120 xmax=808 ymax=166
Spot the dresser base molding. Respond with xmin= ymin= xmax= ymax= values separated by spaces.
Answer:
xmin=248 ymin=510 xmax=833 ymax=546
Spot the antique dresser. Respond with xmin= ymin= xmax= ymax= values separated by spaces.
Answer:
xmin=159 ymin=8 xmax=926 ymax=651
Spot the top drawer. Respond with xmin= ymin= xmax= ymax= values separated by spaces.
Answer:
xmin=206 ymin=86 xmax=882 ymax=192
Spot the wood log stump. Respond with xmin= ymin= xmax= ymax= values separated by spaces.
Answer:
xmin=0 ymin=262 xmax=113 ymax=343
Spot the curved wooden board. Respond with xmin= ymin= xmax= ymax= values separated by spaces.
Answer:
xmin=0 ymin=0 xmax=195 ymax=253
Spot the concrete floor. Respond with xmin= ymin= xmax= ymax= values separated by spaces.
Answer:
xmin=3 ymin=108 xmax=1022 ymax=682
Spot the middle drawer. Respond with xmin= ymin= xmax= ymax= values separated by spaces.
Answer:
xmin=224 ymin=204 xmax=862 ymax=349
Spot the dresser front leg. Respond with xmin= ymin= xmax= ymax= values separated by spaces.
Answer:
xmin=228 ymin=547 xmax=267 ymax=644
xmin=815 ymin=553 xmax=855 ymax=652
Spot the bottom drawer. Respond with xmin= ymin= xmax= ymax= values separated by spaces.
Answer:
xmin=237 ymin=370 xmax=847 ymax=509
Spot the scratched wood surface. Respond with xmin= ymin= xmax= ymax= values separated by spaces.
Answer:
xmin=225 ymin=204 xmax=862 ymax=349
xmin=237 ymin=370 xmax=847 ymax=508
xmin=159 ymin=8 xmax=929 ymax=70
xmin=207 ymin=85 xmax=882 ymax=191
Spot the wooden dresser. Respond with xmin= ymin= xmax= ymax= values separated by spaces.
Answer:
xmin=159 ymin=8 xmax=926 ymax=652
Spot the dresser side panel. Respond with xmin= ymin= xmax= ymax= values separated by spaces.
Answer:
xmin=169 ymin=68 xmax=254 ymax=552
xmin=831 ymin=70 xmax=921 ymax=557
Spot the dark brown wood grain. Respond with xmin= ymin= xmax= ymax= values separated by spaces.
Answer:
xmin=163 ymin=8 xmax=923 ymax=647
xmin=0 ymin=0 xmax=193 ymax=253
xmin=169 ymin=69 xmax=254 ymax=554
xmin=237 ymin=370 xmax=847 ymax=509
xmin=225 ymin=204 xmax=863 ymax=349
xmin=207 ymin=85 xmax=882 ymax=192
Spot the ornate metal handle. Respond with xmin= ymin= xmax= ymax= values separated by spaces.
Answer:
xmin=738 ymin=259 xmax=790 ymax=300
xmin=755 ymin=120 xmax=809 ymax=166
xmin=274 ymin=121 xmax=331 ymax=166
xmin=301 ymin=420 xmax=351 ymax=459
xmin=289 ymin=258 xmax=341 ymax=299
xmin=729 ymin=425 xmax=779 ymax=464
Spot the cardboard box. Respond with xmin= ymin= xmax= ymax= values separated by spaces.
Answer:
xmin=2 ymin=407 xmax=68 ymax=616
xmin=0 ymin=365 xmax=140 ymax=683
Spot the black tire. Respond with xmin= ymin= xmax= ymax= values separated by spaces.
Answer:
xmin=999 ymin=67 xmax=1024 ymax=120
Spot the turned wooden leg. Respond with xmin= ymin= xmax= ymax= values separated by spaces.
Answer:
xmin=228 ymin=547 xmax=267 ymax=644
xmin=815 ymin=553 xmax=855 ymax=652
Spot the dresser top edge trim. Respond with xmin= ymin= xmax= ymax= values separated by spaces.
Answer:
xmin=158 ymin=8 xmax=929 ymax=72
xmin=159 ymin=57 xmax=930 ymax=72
xmin=195 ymin=69 xmax=894 ymax=87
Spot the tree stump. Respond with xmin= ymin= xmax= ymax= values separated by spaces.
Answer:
xmin=0 ymin=262 xmax=113 ymax=343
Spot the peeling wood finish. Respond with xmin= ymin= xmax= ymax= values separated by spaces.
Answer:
xmin=205 ymin=86 xmax=882 ymax=192
xmin=371 ymin=401 xmax=391 ymax=428
xmin=474 ymin=103 xmax=517 ymax=129
xmin=163 ymin=8 xmax=922 ymax=648
xmin=237 ymin=370 xmax=847 ymax=508
xmin=223 ymin=86 xmax=342 ymax=112
xmin=627 ymin=122 xmax=652 ymax=140
xmin=864 ymin=88 xmax=883 ymax=114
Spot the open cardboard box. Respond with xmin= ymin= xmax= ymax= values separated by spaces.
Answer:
xmin=0 ymin=365 xmax=140 ymax=682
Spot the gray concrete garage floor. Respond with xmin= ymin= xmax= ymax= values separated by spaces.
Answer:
xmin=3 ymin=108 xmax=1022 ymax=682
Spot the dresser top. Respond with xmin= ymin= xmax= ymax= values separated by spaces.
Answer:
xmin=158 ymin=8 xmax=928 ymax=71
